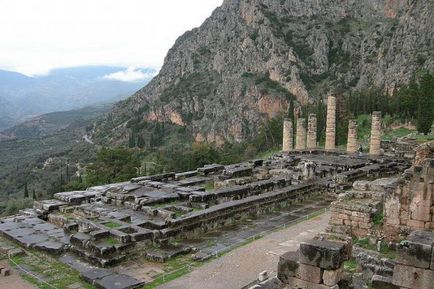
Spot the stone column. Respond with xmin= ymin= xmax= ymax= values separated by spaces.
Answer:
xmin=370 ymin=111 xmax=382 ymax=155
xmin=325 ymin=96 xmax=336 ymax=150
xmin=307 ymin=113 xmax=317 ymax=149
xmin=282 ymin=118 xmax=293 ymax=152
xmin=347 ymin=120 xmax=357 ymax=154
xmin=295 ymin=118 xmax=306 ymax=150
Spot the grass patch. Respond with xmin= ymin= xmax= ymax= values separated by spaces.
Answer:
xmin=9 ymin=249 xmax=95 ymax=289
xmin=104 ymin=236 xmax=120 ymax=246
xmin=104 ymin=221 xmax=122 ymax=229
xmin=344 ymin=259 xmax=358 ymax=272
xmin=205 ymin=182 xmax=215 ymax=192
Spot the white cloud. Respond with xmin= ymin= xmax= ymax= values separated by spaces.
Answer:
xmin=0 ymin=0 xmax=223 ymax=76
xmin=103 ymin=67 xmax=157 ymax=82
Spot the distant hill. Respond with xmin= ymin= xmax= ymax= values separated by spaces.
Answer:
xmin=1 ymin=104 xmax=113 ymax=140
xmin=0 ymin=66 xmax=156 ymax=130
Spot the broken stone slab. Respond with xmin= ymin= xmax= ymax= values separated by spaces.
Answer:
xmin=397 ymin=230 xmax=434 ymax=269
xmin=34 ymin=240 xmax=65 ymax=254
xmin=299 ymin=239 xmax=346 ymax=270
xmin=80 ymin=268 xmax=112 ymax=283
xmin=94 ymin=274 xmax=145 ymax=289
xmin=371 ymin=274 xmax=398 ymax=289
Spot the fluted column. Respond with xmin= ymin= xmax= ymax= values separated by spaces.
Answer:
xmin=282 ymin=118 xmax=293 ymax=152
xmin=347 ymin=120 xmax=358 ymax=154
xmin=325 ymin=96 xmax=336 ymax=150
xmin=307 ymin=113 xmax=317 ymax=149
xmin=295 ymin=118 xmax=306 ymax=150
xmin=370 ymin=111 xmax=382 ymax=155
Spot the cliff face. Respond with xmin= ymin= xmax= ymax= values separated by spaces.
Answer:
xmin=94 ymin=0 xmax=434 ymax=145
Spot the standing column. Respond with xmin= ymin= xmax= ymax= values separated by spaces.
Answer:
xmin=370 ymin=111 xmax=382 ymax=155
xmin=307 ymin=113 xmax=317 ymax=149
xmin=347 ymin=120 xmax=358 ymax=154
xmin=295 ymin=118 xmax=306 ymax=150
xmin=282 ymin=118 xmax=293 ymax=152
xmin=325 ymin=95 xmax=336 ymax=150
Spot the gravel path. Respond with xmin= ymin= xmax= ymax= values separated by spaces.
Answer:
xmin=158 ymin=211 xmax=330 ymax=289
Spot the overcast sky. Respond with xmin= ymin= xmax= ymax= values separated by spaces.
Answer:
xmin=0 ymin=0 xmax=223 ymax=76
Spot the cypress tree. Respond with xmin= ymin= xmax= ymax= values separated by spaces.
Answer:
xmin=24 ymin=182 xmax=29 ymax=198
xmin=417 ymin=73 xmax=434 ymax=135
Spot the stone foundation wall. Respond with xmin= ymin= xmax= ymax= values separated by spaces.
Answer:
xmin=383 ymin=159 xmax=434 ymax=238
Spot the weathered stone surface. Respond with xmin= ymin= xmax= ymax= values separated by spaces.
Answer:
xmin=369 ymin=111 xmax=382 ymax=155
xmin=397 ymin=230 xmax=434 ymax=269
xmin=371 ymin=274 xmax=398 ymax=289
xmin=283 ymin=118 xmax=293 ymax=152
xmin=80 ymin=268 xmax=112 ymax=283
xmin=347 ymin=120 xmax=357 ymax=154
xmin=296 ymin=263 xmax=322 ymax=284
xmin=392 ymin=263 xmax=434 ymax=289
xmin=322 ymin=268 xmax=342 ymax=286
xmin=282 ymin=276 xmax=338 ymax=289
xmin=94 ymin=274 xmax=145 ymax=289
xmin=299 ymin=240 xmax=345 ymax=270
xmin=325 ymin=96 xmax=336 ymax=151
xmin=295 ymin=118 xmax=306 ymax=150
xmin=278 ymin=251 xmax=299 ymax=284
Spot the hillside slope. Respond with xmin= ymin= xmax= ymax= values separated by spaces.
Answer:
xmin=95 ymin=0 xmax=434 ymax=145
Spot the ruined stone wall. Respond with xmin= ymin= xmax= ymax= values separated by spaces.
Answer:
xmin=383 ymin=159 xmax=434 ymax=238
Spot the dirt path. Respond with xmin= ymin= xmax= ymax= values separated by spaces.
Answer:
xmin=158 ymin=211 xmax=330 ymax=289
xmin=0 ymin=260 xmax=36 ymax=289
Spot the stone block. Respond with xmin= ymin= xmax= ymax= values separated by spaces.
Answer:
xmin=371 ymin=274 xmax=399 ymax=289
xmin=299 ymin=240 xmax=346 ymax=270
xmin=282 ymin=276 xmax=338 ymax=289
xmin=258 ymin=271 xmax=268 ymax=282
xmin=296 ymin=263 xmax=322 ymax=284
xmin=278 ymin=251 xmax=299 ymax=284
xmin=0 ymin=268 xmax=11 ymax=276
xmin=397 ymin=230 xmax=434 ymax=269
xmin=322 ymin=268 xmax=342 ymax=286
xmin=392 ymin=264 xmax=434 ymax=289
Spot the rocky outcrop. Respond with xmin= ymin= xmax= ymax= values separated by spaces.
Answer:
xmin=95 ymin=0 xmax=434 ymax=145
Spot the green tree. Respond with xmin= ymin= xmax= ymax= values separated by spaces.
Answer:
xmin=85 ymin=147 xmax=140 ymax=186
xmin=23 ymin=182 xmax=29 ymax=198
xmin=417 ymin=73 xmax=434 ymax=134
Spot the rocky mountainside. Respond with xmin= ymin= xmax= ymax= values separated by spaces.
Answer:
xmin=95 ymin=0 xmax=434 ymax=145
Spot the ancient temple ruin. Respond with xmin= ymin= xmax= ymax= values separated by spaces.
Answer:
xmin=0 ymin=96 xmax=426 ymax=289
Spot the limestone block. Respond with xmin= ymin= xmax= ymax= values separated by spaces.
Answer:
xmin=299 ymin=240 xmax=346 ymax=270
xmin=258 ymin=271 xmax=268 ymax=282
xmin=282 ymin=276 xmax=339 ymax=289
xmin=371 ymin=274 xmax=399 ymax=289
xmin=296 ymin=263 xmax=322 ymax=284
xmin=392 ymin=263 xmax=434 ymax=289
xmin=278 ymin=251 xmax=299 ymax=284
xmin=322 ymin=268 xmax=343 ymax=286
xmin=396 ymin=231 xmax=434 ymax=269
